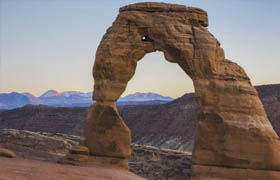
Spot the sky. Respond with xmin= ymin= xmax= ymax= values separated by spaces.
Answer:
xmin=0 ymin=0 xmax=279 ymax=98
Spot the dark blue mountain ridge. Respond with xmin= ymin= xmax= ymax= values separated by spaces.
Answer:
xmin=0 ymin=90 xmax=174 ymax=109
xmin=0 ymin=92 xmax=30 ymax=109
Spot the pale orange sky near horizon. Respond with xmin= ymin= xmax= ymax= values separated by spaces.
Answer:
xmin=1 ymin=0 xmax=279 ymax=98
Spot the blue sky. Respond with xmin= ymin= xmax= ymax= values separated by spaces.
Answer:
xmin=1 ymin=0 xmax=279 ymax=98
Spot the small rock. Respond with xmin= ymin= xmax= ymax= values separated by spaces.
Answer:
xmin=69 ymin=145 xmax=89 ymax=155
xmin=0 ymin=147 xmax=16 ymax=158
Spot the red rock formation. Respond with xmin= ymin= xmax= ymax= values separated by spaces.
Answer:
xmin=85 ymin=2 xmax=280 ymax=178
xmin=86 ymin=103 xmax=131 ymax=159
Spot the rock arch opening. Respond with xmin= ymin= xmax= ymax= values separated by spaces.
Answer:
xmin=122 ymin=51 xmax=193 ymax=98
xmin=85 ymin=2 xmax=280 ymax=178
xmin=119 ymin=51 xmax=195 ymax=152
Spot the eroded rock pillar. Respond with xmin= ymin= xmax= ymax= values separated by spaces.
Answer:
xmin=192 ymin=76 xmax=280 ymax=171
xmin=85 ymin=102 xmax=131 ymax=158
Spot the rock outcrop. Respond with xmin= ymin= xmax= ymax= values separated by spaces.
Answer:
xmin=0 ymin=129 xmax=193 ymax=180
xmin=86 ymin=2 xmax=280 ymax=179
xmin=130 ymin=144 xmax=192 ymax=180
xmin=0 ymin=128 xmax=80 ymax=161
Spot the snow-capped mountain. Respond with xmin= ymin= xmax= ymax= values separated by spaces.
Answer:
xmin=118 ymin=92 xmax=173 ymax=102
xmin=36 ymin=90 xmax=93 ymax=107
xmin=39 ymin=90 xmax=92 ymax=98
xmin=40 ymin=90 xmax=60 ymax=98
xmin=0 ymin=90 xmax=174 ymax=109
xmin=60 ymin=91 xmax=92 ymax=98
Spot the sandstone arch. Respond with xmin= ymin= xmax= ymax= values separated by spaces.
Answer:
xmin=85 ymin=2 xmax=280 ymax=178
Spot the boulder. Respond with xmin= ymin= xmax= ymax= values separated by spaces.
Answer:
xmin=69 ymin=145 xmax=89 ymax=155
xmin=0 ymin=147 xmax=16 ymax=158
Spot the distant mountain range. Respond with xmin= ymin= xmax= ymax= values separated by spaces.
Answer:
xmin=0 ymin=90 xmax=174 ymax=109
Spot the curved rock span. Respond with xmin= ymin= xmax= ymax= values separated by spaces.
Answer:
xmin=84 ymin=2 xmax=280 ymax=179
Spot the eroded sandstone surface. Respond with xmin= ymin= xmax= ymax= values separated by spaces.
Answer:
xmin=86 ymin=2 xmax=280 ymax=179
xmin=0 ymin=157 xmax=145 ymax=180
xmin=0 ymin=129 xmax=193 ymax=180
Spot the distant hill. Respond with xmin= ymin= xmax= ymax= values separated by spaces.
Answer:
xmin=0 ymin=90 xmax=174 ymax=109
xmin=0 ymin=84 xmax=279 ymax=152
xmin=255 ymin=84 xmax=280 ymax=135
xmin=0 ymin=92 xmax=30 ymax=109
